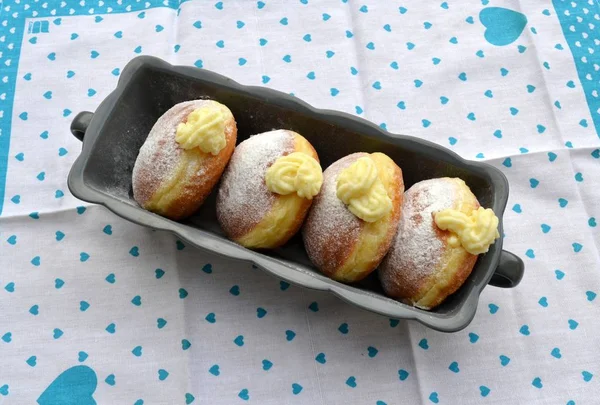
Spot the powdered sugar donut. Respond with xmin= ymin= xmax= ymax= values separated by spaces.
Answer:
xmin=132 ymin=100 xmax=237 ymax=220
xmin=302 ymin=152 xmax=404 ymax=283
xmin=379 ymin=177 xmax=500 ymax=310
xmin=217 ymin=130 xmax=323 ymax=249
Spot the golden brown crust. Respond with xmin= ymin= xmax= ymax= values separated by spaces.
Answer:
xmin=132 ymin=100 xmax=237 ymax=220
xmin=270 ymin=197 xmax=313 ymax=248
xmin=416 ymin=251 xmax=478 ymax=309
xmin=372 ymin=160 xmax=404 ymax=275
xmin=267 ymin=139 xmax=318 ymax=248
xmin=303 ymin=154 xmax=366 ymax=278
xmin=303 ymin=153 xmax=404 ymax=283
xmin=158 ymin=120 xmax=237 ymax=220
xmin=379 ymin=177 xmax=480 ymax=309
xmin=216 ymin=130 xmax=318 ymax=249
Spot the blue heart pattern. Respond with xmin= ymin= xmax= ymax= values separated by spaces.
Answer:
xmin=1 ymin=1 xmax=597 ymax=404
xmin=479 ymin=7 xmax=527 ymax=46
xmin=104 ymin=374 xmax=115 ymax=386
xmin=256 ymin=307 xmax=267 ymax=318
xmin=158 ymin=369 xmax=169 ymax=381
xmin=398 ymin=369 xmax=410 ymax=381
xmin=38 ymin=366 xmax=97 ymax=405
xmin=238 ymin=388 xmax=249 ymax=401
xmin=78 ymin=352 xmax=88 ymax=362
xmin=233 ymin=335 xmax=244 ymax=346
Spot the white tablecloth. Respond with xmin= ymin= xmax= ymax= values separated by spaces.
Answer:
xmin=1 ymin=0 xmax=599 ymax=404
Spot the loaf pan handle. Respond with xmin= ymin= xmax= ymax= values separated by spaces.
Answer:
xmin=70 ymin=111 xmax=94 ymax=142
xmin=488 ymin=250 xmax=524 ymax=288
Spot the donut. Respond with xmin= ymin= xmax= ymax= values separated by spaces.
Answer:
xmin=216 ymin=129 xmax=323 ymax=249
xmin=302 ymin=152 xmax=404 ymax=283
xmin=379 ymin=177 xmax=500 ymax=310
xmin=132 ymin=100 xmax=237 ymax=220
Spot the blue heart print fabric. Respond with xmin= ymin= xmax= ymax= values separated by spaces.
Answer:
xmin=1 ymin=0 xmax=599 ymax=404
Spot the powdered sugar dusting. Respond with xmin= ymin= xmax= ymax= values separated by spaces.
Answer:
xmin=302 ymin=154 xmax=365 ymax=273
xmin=380 ymin=178 xmax=458 ymax=288
xmin=132 ymin=100 xmax=215 ymax=205
xmin=217 ymin=130 xmax=295 ymax=238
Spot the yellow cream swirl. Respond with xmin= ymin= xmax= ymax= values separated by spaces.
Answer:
xmin=175 ymin=106 xmax=226 ymax=155
xmin=336 ymin=156 xmax=378 ymax=203
xmin=336 ymin=156 xmax=392 ymax=222
xmin=265 ymin=152 xmax=323 ymax=199
xmin=434 ymin=207 xmax=500 ymax=255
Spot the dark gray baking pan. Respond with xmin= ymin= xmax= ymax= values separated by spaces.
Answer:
xmin=68 ymin=56 xmax=524 ymax=332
